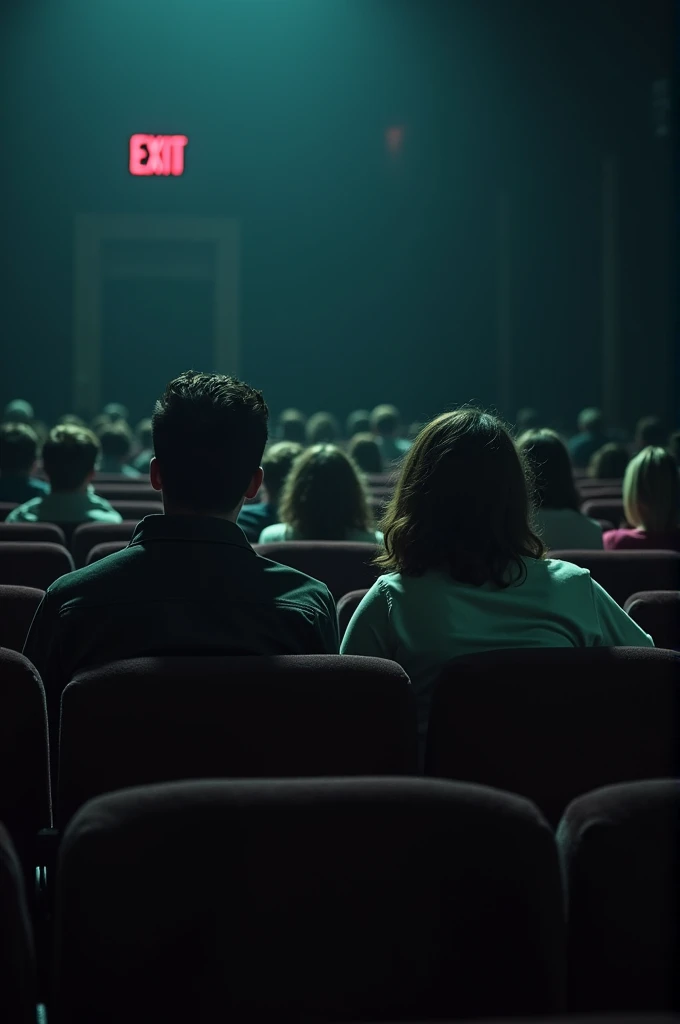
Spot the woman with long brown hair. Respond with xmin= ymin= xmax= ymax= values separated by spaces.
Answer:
xmin=341 ymin=409 xmax=652 ymax=733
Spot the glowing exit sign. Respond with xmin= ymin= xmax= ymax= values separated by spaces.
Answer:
xmin=129 ymin=134 xmax=188 ymax=176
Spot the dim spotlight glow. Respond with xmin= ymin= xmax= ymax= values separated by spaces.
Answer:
xmin=129 ymin=134 xmax=188 ymax=176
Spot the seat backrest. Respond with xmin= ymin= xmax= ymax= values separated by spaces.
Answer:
xmin=0 ymin=542 xmax=74 ymax=590
xmin=0 ymin=522 xmax=65 ymax=546
xmin=0 ymin=503 xmax=18 ymax=522
xmin=0 ymin=822 xmax=36 ymax=1024
xmin=549 ymin=549 xmax=680 ymax=606
xmin=0 ymin=650 xmax=51 ymax=857
xmin=57 ymin=655 xmax=418 ymax=826
xmin=254 ymin=541 xmax=379 ymax=600
xmin=85 ymin=541 xmax=130 ymax=565
xmin=623 ymin=590 xmax=680 ymax=651
xmin=337 ymin=589 xmax=369 ymax=638
xmin=54 ymin=777 xmax=565 ymax=1024
xmin=110 ymin=501 xmax=162 ymax=521
xmin=425 ymin=647 xmax=680 ymax=827
xmin=72 ymin=521 xmax=136 ymax=568
xmin=0 ymin=586 xmax=44 ymax=653
xmin=581 ymin=498 xmax=625 ymax=525
xmin=558 ymin=779 xmax=680 ymax=1012
xmin=94 ymin=484 xmax=160 ymax=502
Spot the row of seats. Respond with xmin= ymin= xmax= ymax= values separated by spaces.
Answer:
xmin=2 ymin=776 xmax=677 ymax=1022
xmin=2 ymin=646 xmax=679 ymax=859
xmin=0 ymin=534 xmax=679 ymax=602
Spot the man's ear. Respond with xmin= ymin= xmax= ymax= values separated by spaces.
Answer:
xmin=149 ymin=456 xmax=162 ymax=492
xmin=245 ymin=466 xmax=264 ymax=501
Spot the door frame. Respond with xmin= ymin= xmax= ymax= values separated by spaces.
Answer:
xmin=73 ymin=213 xmax=240 ymax=416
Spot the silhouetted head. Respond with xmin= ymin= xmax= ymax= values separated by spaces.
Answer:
xmin=348 ymin=433 xmax=383 ymax=474
xmin=43 ymin=425 xmax=100 ymax=492
xmin=3 ymin=399 xmax=34 ymax=425
xmin=97 ymin=422 xmax=134 ymax=463
xmin=103 ymin=402 xmax=130 ymax=424
xmin=306 ymin=412 xmax=340 ymax=445
xmin=370 ymin=404 xmax=401 ymax=438
xmin=151 ymin=371 xmax=268 ymax=516
xmin=346 ymin=410 xmax=371 ymax=437
xmin=278 ymin=409 xmax=307 ymax=445
xmin=577 ymin=407 xmax=605 ymax=435
xmin=376 ymin=408 xmax=544 ymax=587
xmin=261 ymin=441 xmax=304 ymax=507
xmin=516 ymin=429 xmax=580 ymax=511
xmin=588 ymin=443 xmax=630 ymax=480
xmin=623 ymin=446 xmax=680 ymax=533
xmin=635 ymin=415 xmax=666 ymax=450
xmin=278 ymin=444 xmax=372 ymax=540
xmin=0 ymin=423 xmax=40 ymax=476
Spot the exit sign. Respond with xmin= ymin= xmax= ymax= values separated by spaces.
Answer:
xmin=129 ymin=134 xmax=188 ymax=176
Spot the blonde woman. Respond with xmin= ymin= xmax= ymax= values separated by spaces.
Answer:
xmin=604 ymin=446 xmax=680 ymax=551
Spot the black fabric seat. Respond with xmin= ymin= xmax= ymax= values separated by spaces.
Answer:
xmin=53 ymin=777 xmax=565 ymax=1023
xmin=0 ymin=542 xmax=74 ymax=590
xmin=558 ymin=779 xmax=680 ymax=1013
xmin=254 ymin=541 xmax=379 ymax=600
xmin=0 ymin=822 xmax=36 ymax=1024
xmin=57 ymin=654 xmax=417 ymax=826
xmin=425 ymin=647 xmax=680 ymax=826
xmin=71 ymin=521 xmax=136 ymax=568
xmin=624 ymin=590 xmax=680 ymax=651
xmin=0 ymin=586 xmax=44 ymax=653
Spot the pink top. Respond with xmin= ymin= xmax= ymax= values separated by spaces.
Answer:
xmin=603 ymin=527 xmax=680 ymax=552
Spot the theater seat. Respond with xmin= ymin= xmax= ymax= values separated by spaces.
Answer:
xmin=109 ymin=501 xmax=161 ymax=521
xmin=94 ymin=484 xmax=160 ymax=502
xmin=0 ymin=523 xmax=65 ymax=546
xmin=0 ymin=650 xmax=51 ymax=869
xmin=254 ymin=541 xmax=379 ymax=600
xmin=85 ymin=541 xmax=129 ymax=565
xmin=623 ymin=591 xmax=680 ymax=651
xmin=57 ymin=654 xmax=418 ymax=826
xmin=53 ymin=778 xmax=565 ymax=1023
xmin=72 ymin=522 xmax=135 ymax=568
xmin=549 ymin=549 xmax=680 ymax=606
xmin=425 ymin=647 xmax=680 ymax=827
xmin=558 ymin=780 xmax=680 ymax=1012
xmin=0 ymin=542 xmax=74 ymax=590
xmin=0 ymin=586 xmax=44 ymax=652
xmin=0 ymin=821 xmax=36 ymax=1024
xmin=581 ymin=498 xmax=625 ymax=525
xmin=337 ymin=589 xmax=369 ymax=637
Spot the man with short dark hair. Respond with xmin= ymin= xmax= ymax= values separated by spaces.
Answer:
xmin=238 ymin=441 xmax=303 ymax=541
xmin=0 ymin=422 xmax=48 ymax=504
xmin=97 ymin=422 xmax=141 ymax=477
xmin=370 ymin=404 xmax=411 ymax=465
xmin=24 ymin=372 xmax=339 ymax=731
xmin=7 ymin=425 xmax=121 ymax=524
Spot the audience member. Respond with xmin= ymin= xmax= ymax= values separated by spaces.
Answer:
xmin=278 ymin=408 xmax=307 ymax=445
xmin=57 ymin=414 xmax=86 ymax=428
xmin=634 ymin=415 xmax=666 ymax=451
xmin=306 ymin=411 xmax=340 ymax=445
xmin=587 ymin=442 xmax=630 ymax=480
xmin=7 ymin=425 xmax=122 ymax=524
xmin=90 ymin=414 xmax=113 ymax=435
xmin=370 ymin=404 xmax=411 ymax=464
xmin=238 ymin=441 xmax=303 ymax=542
xmin=668 ymin=430 xmax=680 ymax=467
xmin=346 ymin=409 xmax=371 ymax=437
xmin=604 ymin=446 xmax=680 ymax=552
xmin=102 ymin=402 xmax=130 ymax=424
xmin=2 ymin=399 xmax=34 ymax=425
xmin=23 ymin=372 xmax=339 ymax=728
xmin=259 ymin=443 xmax=381 ymax=543
xmin=341 ymin=409 xmax=652 ymax=739
xmin=568 ymin=407 xmax=608 ymax=468
xmin=517 ymin=429 xmax=602 ymax=550
xmin=0 ymin=423 xmax=48 ymax=503
xmin=348 ymin=432 xmax=383 ymax=474
xmin=96 ymin=422 xmax=141 ymax=477
xmin=132 ymin=418 xmax=153 ymax=473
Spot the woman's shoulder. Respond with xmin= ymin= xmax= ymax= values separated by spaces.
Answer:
xmin=528 ymin=556 xmax=593 ymax=585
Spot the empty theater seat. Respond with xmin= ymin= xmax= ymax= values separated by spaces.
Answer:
xmin=0 ymin=543 xmax=74 ymax=590
xmin=337 ymin=589 xmax=369 ymax=637
xmin=53 ymin=777 xmax=565 ymax=1023
xmin=57 ymin=654 xmax=417 ymax=826
xmin=558 ymin=779 xmax=680 ymax=1012
xmin=624 ymin=591 xmax=680 ymax=651
xmin=254 ymin=541 xmax=380 ymax=600
xmin=0 ymin=586 xmax=44 ymax=652
xmin=0 ymin=821 xmax=36 ymax=1024
xmin=0 ymin=523 xmax=65 ymax=546
xmin=425 ymin=646 xmax=680 ymax=827
xmin=549 ymin=549 xmax=680 ymax=606
xmin=72 ymin=522 xmax=135 ymax=568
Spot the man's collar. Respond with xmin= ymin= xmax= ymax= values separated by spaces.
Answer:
xmin=129 ymin=514 xmax=252 ymax=550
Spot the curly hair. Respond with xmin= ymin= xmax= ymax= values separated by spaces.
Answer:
xmin=278 ymin=444 xmax=372 ymax=540
xmin=376 ymin=408 xmax=544 ymax=587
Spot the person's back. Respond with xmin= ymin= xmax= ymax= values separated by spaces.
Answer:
xmin=370 ymin=404 xmax=411 ymax=465
xmin=258 ymin=444 xmax=382 ymax=544
xmin=341 ymin=410 xmax=652 ymax=737
xmin=568 ymin=408 xmax=608 ymax=468
xmin=517 ymin=428 xmax=602 ymax=551
xmin=23 ymin=372 xmax=338 ymax=732
xmin=0 ymin=422 xmax=49 ymax=504
xmin=7 ymin=425 xmax=121 ymax=524
xmin=604 ymin=446 xmax=680 ymax=552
